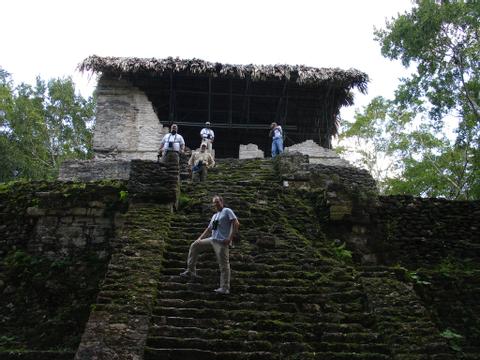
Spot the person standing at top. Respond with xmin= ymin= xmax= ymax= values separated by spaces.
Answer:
xmin=180 ymin=195 xmax=239 ymax=295
xmin=269 ymin=122 xmax=284 ymax=158
xmin=200 ymin=121 xmax=215 ymax=152
xmin=158 ymin=124 xmax=185 ymax=162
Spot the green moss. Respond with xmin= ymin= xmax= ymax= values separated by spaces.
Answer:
xmin=0 ymin=250 xmax=108 ymax=352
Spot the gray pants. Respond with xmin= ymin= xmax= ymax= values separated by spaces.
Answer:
xmin=162 ymin=150 xmax=179 ymax=164
xmin=186 ymin=237 xmax=230 ymax=290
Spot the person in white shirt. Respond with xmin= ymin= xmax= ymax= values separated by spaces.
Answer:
xmin=269 ymin=122 xmax=284 ymax=158
xmin=200 ymin=122 xmax=214 ymax=152
xmin=159 ymin=124 xmax=185 ymax=162
xmin=180 ymin=195 xmax=239 ymax=295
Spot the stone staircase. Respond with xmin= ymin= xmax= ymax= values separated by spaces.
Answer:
xmin=358 ymin=266 xmax=454 ymax=359
xmin=143 ymin=159 xmax=392 ymax=360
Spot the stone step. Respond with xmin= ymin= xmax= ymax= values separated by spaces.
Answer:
xmin=0 ymin=350 xmax=75 ymax=360
xmin=151 ymin=316 xmax=369 ymax=336
xmin=156 ymin=282 xmax=364 ymax=300
xmin=160 ymin=267 xmax=345 ymax=280
xmin=155 ymin=289 xmax=367 ymax=307
xmin=161 ymin=262 xmax=329 ymax=275
xmin=149 ymin=322 xmax=371 ymax=341
xmin=153 ymin=306 xmax=311 ymax=323
xmin=161 ymin=257 xmax=331 ymax=269
xmin=146 ymin=336 xmax=273 ymax=352
xmin=148 ymin=324 xmax=305 ymax=342
xmin=298 ymin=352 xmax=390 ymax=360
xmin=151 ymin=308 xmax=372 ymax=327
xmin=144 ymin=347 xmax=276 ymax=360
xmin=308 ymin=341 xmax=389 ymax=354
xmin=155 ymin=298 xmax=300 ymax=312
xmin=158 ymin=275 xmax=356 ymax=290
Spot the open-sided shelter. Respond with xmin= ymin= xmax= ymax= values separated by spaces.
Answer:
xmin=79 ymin=55 xmax=368 ymax=159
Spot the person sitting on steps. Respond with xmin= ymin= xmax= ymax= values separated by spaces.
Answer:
xmin=188 ymin=142 xmax=215 ymax=182
xmin=180 ymin=195 xmax=240 ymax=295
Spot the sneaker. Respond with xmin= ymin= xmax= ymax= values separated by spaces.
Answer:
xmin=214 ymin=287 xmax=230 ymax=295
xmin=179 ymin=270 xmax=190 ymax=278
xmin=179 ymin=270 xmax=202 ymax=280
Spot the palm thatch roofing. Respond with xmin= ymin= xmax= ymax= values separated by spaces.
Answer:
xmin=79 ymin=55 xmax=368 ymax=94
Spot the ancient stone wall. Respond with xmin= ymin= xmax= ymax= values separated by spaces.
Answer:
xmin=59 ymin=159 xmax=131 ymax=182
xmin=75 ymin=159 xmax=179 ymax=360
xmin=0 ymin=182 xmax=127 ymax=259
xmin=94 ymin=77 xmax=166 ymax=161
xmin=285 ymin=140 xmax=352 ymax=166
xmin=0 ymin=183 xmax=128 ymax=258
xmin=369 ymin=195 xmax=480 ymax=266
xmin=0 ymin=181 xmax=127 ymax=357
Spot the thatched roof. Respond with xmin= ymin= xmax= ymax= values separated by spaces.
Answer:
xmin=78 ymin=55 xmax=368 ymax=93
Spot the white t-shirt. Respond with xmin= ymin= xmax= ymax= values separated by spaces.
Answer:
xmin=161 ymin=133 xmax=185 ymax=152
xmin=272 ymin=126 xmax=283 ymax=139
xmin=209 ymin=207 xmax=237 ymax=242
xmin=200 ymin=128 xmax=215 ymax=141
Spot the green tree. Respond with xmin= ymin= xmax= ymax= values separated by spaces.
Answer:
xmin=0 ymin=68 xmax=95 ymax=181
xmin=339 ymin=0 xmax=480 ymax=199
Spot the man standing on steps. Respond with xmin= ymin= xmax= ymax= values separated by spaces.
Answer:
xmin=180 ymin=195 xmax=239 ymax=295
xmin=200 ymin=121 xmax=214 ymax=152
xmin=158 ymin=124 xmax=185 ymax=163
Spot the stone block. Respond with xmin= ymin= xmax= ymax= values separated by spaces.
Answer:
xmin=330 ymin=202 xmax=352 ymax=221
xmin=72 ymin=237 xmax=87 ymax=248
xmin=71 ymin=208 xmax=88 ymax=216
xmin=58 ymin=159 xmax=131 ymax=181
xmin=26 ymin=207 xmax=47 ymax=217
xmin=239 ymin=144 xmax=264 ymax=159
xmin=87 ymin=208 xmax=105 ymax=217
xmin=285 ymin=140 xmax=351 ymax=167
xmin=256 ymin=235 xmax=277 ymax=248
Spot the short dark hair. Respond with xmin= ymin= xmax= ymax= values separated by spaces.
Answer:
xmin=212 ymin=195 xmax=223 ymax=203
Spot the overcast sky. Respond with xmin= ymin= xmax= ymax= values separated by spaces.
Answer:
xmin=2 ymin=0 xmax=413 ymax=121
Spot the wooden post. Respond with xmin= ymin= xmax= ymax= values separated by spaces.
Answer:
xmin=229 ymin=79 xmax=233 ymax=125
xmin=208 ymin=77 xmax=212 ymax=123
xmin=169 ymin=72 xmax=174 ymax=123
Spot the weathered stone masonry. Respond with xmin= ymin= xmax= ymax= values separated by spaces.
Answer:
xmin=368 ymin=196 xmax=480 ymax=267
xmin=2 ymin=155 xmax=480 ymax=359
xmin=0 ymin=181 xmax=127 ymax=259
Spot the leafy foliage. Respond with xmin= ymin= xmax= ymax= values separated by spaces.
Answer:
xmin=0 ymin=68 xmax=95 ymax=181
xmin=339 ymin=0 xmax=480 ymax=199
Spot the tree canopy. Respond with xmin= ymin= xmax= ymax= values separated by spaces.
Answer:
xmin=0 ymin=69 xmax=95 ymax=182
xmin=339 ymin=0 xmax=479 ymax=199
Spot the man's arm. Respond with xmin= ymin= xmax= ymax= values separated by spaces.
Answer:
xmin=188 ymin=153 xmax=195 ymax=167
xmin=225 ymin=218 xmax=240 ymax=245
xmin=207 ymin=154 xmax=215 ymax=168
xmin=180 ymin=136 xmax=185 ymax=153
xmin=159 ymin=135 xmax=166 ymax=153
xmin=196 ymin=226 xmax=212 ymax=242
